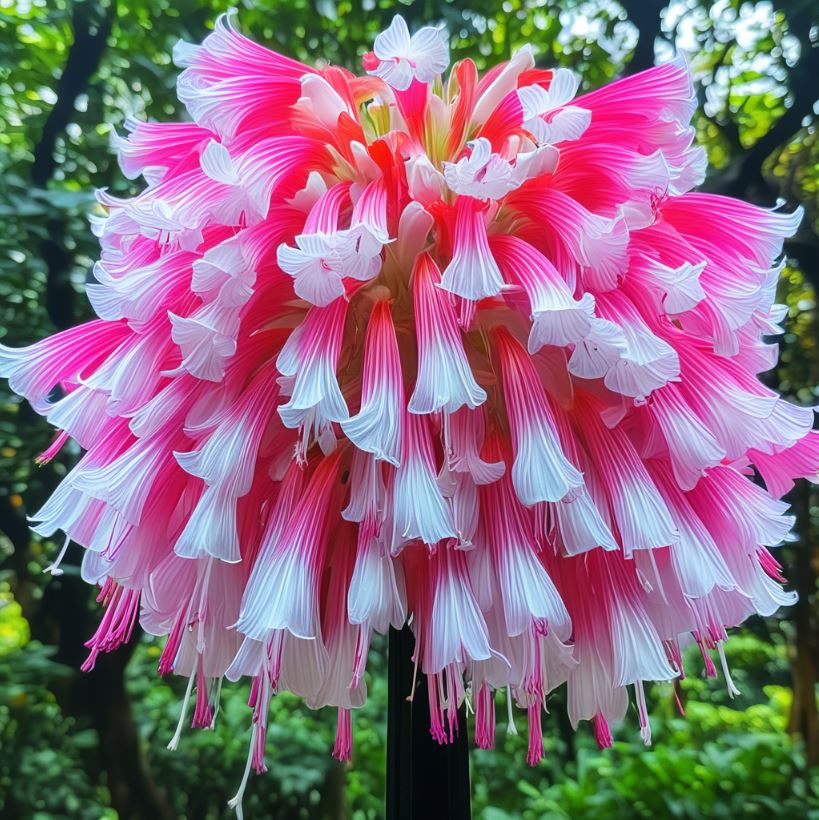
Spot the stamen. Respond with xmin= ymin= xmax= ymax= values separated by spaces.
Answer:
xmin=475 ymin=682 xmax=495 ymax=750
xmin=634 ymin=682 xmax=652 ymax=746
xmin=43 ymin=533 xmax=71 ymax=576
xmin=35 ymin=429 xmax=70 ymax=464
xmin=81 ymin=584 xmax=140 ymax=671
xmin=593 ymin=713 xmax=613 ymax=749
xmin=527 ymin=702 xmax=544 ymax=766
xmin=227 ymin=722 xmax=257 ymax=820
xmin=332 ymin=708 xmax=352 ymax=762
xmin=716 ymin=642 xmax=741 ymax=699
xmin=191 ymin=655 xmax=214 ymax=729
xmin=168 ymin=672 xmax=196 ymax=751
xmin=506 ymin=686 xmax=518 ymax=736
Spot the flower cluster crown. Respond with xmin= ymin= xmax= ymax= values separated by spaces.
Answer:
xmin=1 ymin=12 xmax=813 ymax=807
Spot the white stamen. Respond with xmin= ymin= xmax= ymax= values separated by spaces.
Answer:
xmin=167 ymin=672 xmax=196 ymax=751
xmin=506 ymin=685 xmax=518 ymax=735
xmin=227 ymin=722 xmax=257 ymax=820
xmin=407 ymin=650 xmax=420 ymax=702
xmin=634 ymin=681 xmax=652 ymax=746
xmin=210 ymin=676 xmax=224 ymax=729
xmin=717 ymin=642 xmax=741 ymax=699
xmin=44 ymin=534 xmax=72 ymax=575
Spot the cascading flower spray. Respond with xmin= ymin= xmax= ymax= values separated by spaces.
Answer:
xmin=3 ymin=11 xmax=816 ymax=811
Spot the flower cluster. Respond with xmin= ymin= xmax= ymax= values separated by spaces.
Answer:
xmin=2 ymin=11 xmax=815 ymax=802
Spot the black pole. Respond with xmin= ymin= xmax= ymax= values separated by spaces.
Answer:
xmin=386 ymin=625 xmax=471 ymax=820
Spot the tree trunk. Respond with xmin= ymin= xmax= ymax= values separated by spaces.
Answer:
xmin=387 ymin=625 xmax=471 ymax=820
xmin=788 ymin=481 xmax=819 ymax=766
xmin=41 ymin=566 xmax=176 ymax=820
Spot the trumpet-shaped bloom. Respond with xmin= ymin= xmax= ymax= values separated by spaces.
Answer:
xmin=2 ymin=11 xmax=814 ymax=804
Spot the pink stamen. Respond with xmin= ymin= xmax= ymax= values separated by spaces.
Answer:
xmin=593 ymin=713 xmax=613 ymax=750
xmin=527 ymin=702 xmax=544 ymax=766
xmin=35 ymin=429 xmax=70 ymax=464
xmin=332 ymin=708 xmax=352 ymax=762
xmin=475 ymin=682 xmax=496 ymax=750
xmin=81 ymin=583 xmax=140 ymax=672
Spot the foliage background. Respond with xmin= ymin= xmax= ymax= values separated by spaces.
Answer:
xmin=0 ymin=1 xmax=818 ymax=818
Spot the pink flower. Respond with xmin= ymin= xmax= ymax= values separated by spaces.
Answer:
xmin=2 ymin=11 xmax=814 ymax=804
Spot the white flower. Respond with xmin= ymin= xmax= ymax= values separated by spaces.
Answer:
xmin=517 ymin=69 xmax=590 ymax=144
xmin=443 ymin=138 xmax=514 ymax=201
xmin=367 ymin=15 xmax=449 ymax=91
xmin=277 ymin=233 xmax=348 ymax=307
xmin=277 ymin=226 xmax=388 ymax=307
xmin=336 ymin=223 xmax=390 ymax=281
xmin=443 ymin=138 xmax=559 ymax=201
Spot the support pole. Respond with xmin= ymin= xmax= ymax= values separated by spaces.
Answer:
xmin=386 ymin=625 xmax=471 ymax=820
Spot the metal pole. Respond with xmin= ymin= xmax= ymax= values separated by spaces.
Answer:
xmin=386 ymin=625 xmax=471 ymax=820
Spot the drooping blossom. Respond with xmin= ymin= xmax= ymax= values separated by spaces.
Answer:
xmin=2 ymin=11 xmax=816 ymax=809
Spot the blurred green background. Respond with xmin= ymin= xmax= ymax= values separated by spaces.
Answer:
xmin=0 ymin=1 xmax=818 ymax=818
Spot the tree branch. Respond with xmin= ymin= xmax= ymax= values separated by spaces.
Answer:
xmin=31 ymin=3 xmax=115 ymax=187
xmin=705 ymin=36 xmax=818 ymax=202
xmin=30 ymin=3 xmax=116 ymax=330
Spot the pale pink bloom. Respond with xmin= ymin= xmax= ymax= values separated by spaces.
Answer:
xmin=340 ymin=300 xmax=404 ymax=465
xmin=491 ymin=234 xmax=595 ymax=352
xmin=173 ymin=11 xmax=314 ymax=140
xmin=276 ymin=300 xmax=349 ymax=453
xmin=508 ymin=186 xmax=630 ymax=292
xmin=593 ymin=289 xmax=680 ymax=400
xmin=276 ymin=232 xmax=352 ymax=306
xmin=169 ymin=304 xmax=239 ymax=382
xmin=423 ymin=544 xmax=492 ymax=673
xmin=440 ymin=195 xmax=505 ymax=300
xmin=390 ymin=411 xmax=456 ymax=550
xmin=409 ymin=252 xmax=486 ymax=413
xmin=3 ymin=12 xmax=815 ymax=796
xmin=444 ymin=406 xmax=505 ymax=486
xmin=495 ymin=328 xmax=584 ymax=505
xmin=111 ymin=118 xmax=213 ymax=186
xmin=347 ymin=522 xmax=407 ymax=634
xmin=477 ymin=434 xmax=572 ymax=639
